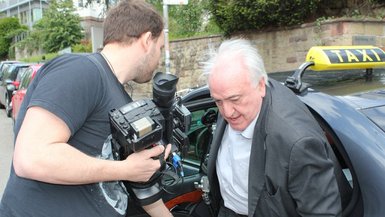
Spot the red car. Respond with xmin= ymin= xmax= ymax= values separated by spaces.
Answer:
xmin=11 ymin=64 xmax=43 ymax=122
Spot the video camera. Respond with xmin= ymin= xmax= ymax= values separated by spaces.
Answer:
xmin=109 ymin=99 xmax=164 ymax=159
xmin=109 ymin=72 xmax=191 ymax=205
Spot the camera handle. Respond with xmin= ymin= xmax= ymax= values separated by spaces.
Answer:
xmin=124 ymin=147 xmax=166 ymax=206
xmin=126 ymin=180 xmax=163 ymax=206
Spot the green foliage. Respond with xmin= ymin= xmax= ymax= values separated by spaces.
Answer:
xmin=146 ymin=0 xmax=223 ymax=39
xmin=14 ymin=28 xmax=44 ymax=56
xmin=208 ymin=0 xmax=320 ymax=35
xmin=33 ymin=0 xmax=83 ymax=53
xmin=146 ymin=0 xmax=162 ymax=11
xmin=72 ymin=40 xmax=92 ymax=53
xmin=168 ymin=0 xmax=206 ymax=37
xmin=0 ymin=17 xmax=25 ymax=59
xmin=15 ymin=0 xmax=83 ymax=55
xmin=20 ymin=52 xmax=58 ymax=63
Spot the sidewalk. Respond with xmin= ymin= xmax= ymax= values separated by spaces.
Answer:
xmin=0 ymin=109 xmax=14 ymax=199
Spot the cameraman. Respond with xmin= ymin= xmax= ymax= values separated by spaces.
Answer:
xmin=0 ymin=0 xmax=172 ymax=217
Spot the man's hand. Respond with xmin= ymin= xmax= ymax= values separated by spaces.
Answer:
xmin=123 ymin=143 xmax=171 ymax=182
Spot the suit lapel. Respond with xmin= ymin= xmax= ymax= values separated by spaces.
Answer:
xmin=207 ymin=116 xmax=227 ymax=212
xmin=248 ymin=86 xmax=271 ymax=216
xmin=207 ymin=116 xmax=226 ymax=180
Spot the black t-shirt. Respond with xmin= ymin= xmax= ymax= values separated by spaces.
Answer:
xmin=0 ymin=53 xmax=133 ymax=217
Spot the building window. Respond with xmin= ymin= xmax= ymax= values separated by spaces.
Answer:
xmin=20 ymin=11 xmax=28 ymax=25
xmin=32 ymin=8 xmax=42 ymax=22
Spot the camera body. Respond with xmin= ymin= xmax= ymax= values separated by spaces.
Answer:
xmin=109 ymin=96 xmax=191 ymax=161
xmin=108 ymin=72 xmax=191 ymax=206
xmin=109 ymin=99 xmax=164 ymax=160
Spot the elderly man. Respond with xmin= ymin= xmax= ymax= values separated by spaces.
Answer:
xmin=204 ymin=38 xmax=342 ymax=217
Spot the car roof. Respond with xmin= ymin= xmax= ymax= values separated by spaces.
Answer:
xmin=0 ymin=60 xmax=20 ymax=64
xmin=181 ymin=85 xmax=210 ymax=103
xmin=6 ymin=63 xmax=30 ymax=73
xmin=336 ymin=90 xmax=385 ymax=132
xmin=8 ymin=63 xmax=31 ymax=68
xmin=29 ymin=64 xmax=43 ymax=78
xmin=29 ymin=63 xmax=43 ymax=71
xmin=0 ymin=61 xmax=21 ymax=72
xmin=339 ymin=90 xmax=385 ymax=109
xmin=0 ymin=61 xmax=21 ymax=68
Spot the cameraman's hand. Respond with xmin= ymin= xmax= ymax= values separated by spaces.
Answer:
xmin=123 ymin=144 xmax=171 ymax=182
xmin=163 ymin=143 xmax=172 ymax=159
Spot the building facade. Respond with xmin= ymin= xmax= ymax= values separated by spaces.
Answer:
xmin=0 ymin=0 xmax=47 ymax=29
xmin=0 ymin=0 xmax=104 ymax=41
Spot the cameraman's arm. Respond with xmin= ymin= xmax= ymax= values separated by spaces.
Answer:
xmin=13 ymin=106 xmax=165 ymax=184
xmin=143 ymin=199 xmax=173 ymax=217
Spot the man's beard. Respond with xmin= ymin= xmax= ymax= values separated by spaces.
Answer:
xmin=134 ymin=51 xmax=157 ymax=84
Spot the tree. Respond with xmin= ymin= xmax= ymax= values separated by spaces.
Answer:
xmin=34 ymin=0 xmax=83 ymax=53
xmin=146 ymin=0 xmax=221 ymax=38
xmin=208 ymin=0 xmax=320 ymax=35
xmin=0 ymin=17 xmax=26 ymax=60
xmin=168 ymin=0 xmax=207 ymax=37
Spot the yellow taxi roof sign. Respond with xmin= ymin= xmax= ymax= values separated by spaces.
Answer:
xmin=306 ymin=46 xmax=385 ymax=71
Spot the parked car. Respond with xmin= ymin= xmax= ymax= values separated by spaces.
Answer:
xmin=0 ymin=60 xmax=20 ymax=73
xmin=0 ymin=61 xmax=21 ymax=89
xmin=0 ymin=63 xmax=31 ymax=117
xmin=11 ymin=64 xmax=43 ymax=122
xmin=123 ymin=46 xmax=385 ymax=217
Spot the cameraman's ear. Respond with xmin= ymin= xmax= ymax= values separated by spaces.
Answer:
xmin=140 ymin=31 xmax=152 ymax=52
xmin=164 ymin=144 xmax=172 ymax=159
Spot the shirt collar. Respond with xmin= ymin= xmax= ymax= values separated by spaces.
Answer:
xmin=240 ymin=114 xmax=259 ymax=139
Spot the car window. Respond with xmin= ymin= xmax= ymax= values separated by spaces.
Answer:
xmin=183 ymin=106 xmax=217 ymax=174
xmin=0 ymin=65 xmax=11 ymax=80
xmin=15 ymin=68 xmax=28 ymax=82
xmin=185 ymin=110 xmax=209 ymax=162
xmin=19 ymin=68 xmax=33 ymax=90
xmin=5 ymin=65 xmax=29 ymax=81
xmin=4 ymin=65 xmax=17 ymax=80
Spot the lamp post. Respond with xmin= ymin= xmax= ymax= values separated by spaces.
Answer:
xmin=162 ymin=0 xmax=188 ymax=74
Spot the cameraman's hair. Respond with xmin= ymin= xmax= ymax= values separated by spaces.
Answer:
xmin=103 ymin=0 xmax=164 ymax=46
xmin=203 ymin=38 xmax=268 ymax=87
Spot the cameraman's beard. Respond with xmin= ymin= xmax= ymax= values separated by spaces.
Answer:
xmin=134 ymin=51 xmax=157 ymax=84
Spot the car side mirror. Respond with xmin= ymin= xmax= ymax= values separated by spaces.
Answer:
xmin=7 ymin=84 xmax=16 ymax=92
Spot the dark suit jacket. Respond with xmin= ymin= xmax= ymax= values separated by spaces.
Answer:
xmin=207 ymin=79 xmax=342 ymax=217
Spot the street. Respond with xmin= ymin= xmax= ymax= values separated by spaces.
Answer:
xmin=0 ymin=108 xmax=14 ymax=199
